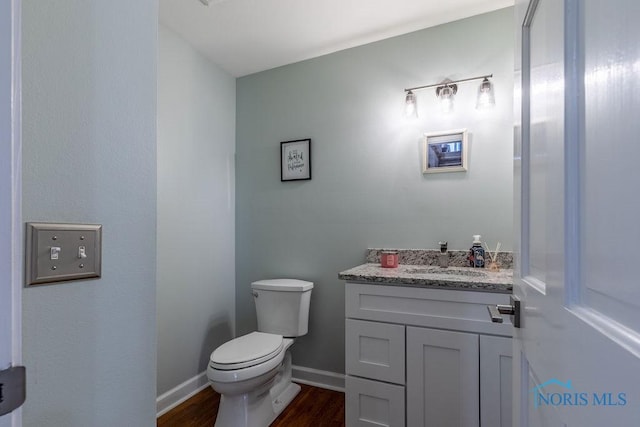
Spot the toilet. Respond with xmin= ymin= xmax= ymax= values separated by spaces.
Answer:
xmin=207 ymin=278 xmax=313 ymax=427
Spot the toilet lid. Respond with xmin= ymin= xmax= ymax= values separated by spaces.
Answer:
xmin=251 ymin=279 xmax=313 ymax=292
xmin=210 ymin=332 xmax=284 ymax=370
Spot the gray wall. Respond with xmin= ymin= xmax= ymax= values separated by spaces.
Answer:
xmin=236 ymin=8 xmax=514 ymax=374
xmin=157 ymin=26 xmax=236 ymax=396
xmin=22 ymin=1 xmax=157 ymax=425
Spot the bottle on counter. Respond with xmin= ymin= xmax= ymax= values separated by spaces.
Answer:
xmin=468 ymin=235 xmax=485 ymax=268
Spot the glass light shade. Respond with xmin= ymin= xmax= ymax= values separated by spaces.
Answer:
xmin=476 ymin=78 xmax=495 ymax=109
xmin=439 ymin=85 xmax=454 ymax=113
xmin=404 ymin=90 xmax=418 ymax=118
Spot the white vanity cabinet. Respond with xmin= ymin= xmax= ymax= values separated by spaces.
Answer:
xmin=345 ymin=282 xmax=513 ymax=427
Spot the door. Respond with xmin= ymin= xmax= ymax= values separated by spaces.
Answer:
xmin=1 ymin=0 xmax=22 ymax=426
xmin=480 ymin=335 xmax=512 ymax=427
xmin=514 ymin=0 xmax=640 ymax=425
xmin=406 ymin=327 xmax=479 ymax=427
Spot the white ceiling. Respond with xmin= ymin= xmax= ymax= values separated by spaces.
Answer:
xmin=159 ymin=0 xmax=513 ymax=77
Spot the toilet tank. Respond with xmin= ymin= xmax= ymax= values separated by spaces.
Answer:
xmin=251 ymin=279 xmax=313 ymax=337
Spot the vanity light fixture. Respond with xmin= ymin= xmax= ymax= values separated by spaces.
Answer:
xmin=403 ymin=74 xmax=493 ymax=117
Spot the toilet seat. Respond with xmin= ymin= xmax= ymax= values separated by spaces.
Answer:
xmin=210 ymin=332 xmax=284 ymax=370
xmin=207 ymin=333 xmax=295 ymax=385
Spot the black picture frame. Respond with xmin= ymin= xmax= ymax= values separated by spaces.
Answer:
xmin=281 ymin=139 xmax=311 ymax=181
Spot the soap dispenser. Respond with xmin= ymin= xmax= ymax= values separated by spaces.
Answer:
xmin=468 ymin=235 xmax=485 ymax=268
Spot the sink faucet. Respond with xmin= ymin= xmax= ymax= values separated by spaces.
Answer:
xmin=438 ymin=241 xmax=449 ymax=268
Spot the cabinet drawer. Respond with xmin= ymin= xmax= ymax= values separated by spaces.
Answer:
xmin=346 ymin=375 xmax=405 ymax=427
xmin=346 ymin=319 xmax=405 ymax=385
xmin=346 ymin=282 xmax=512 ymax=336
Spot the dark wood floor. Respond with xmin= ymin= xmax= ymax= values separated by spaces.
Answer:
xmin=157 ymin=383 xmax=345 ymax=427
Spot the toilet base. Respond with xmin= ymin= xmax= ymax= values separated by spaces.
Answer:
xmin=213 ymin=351 xmax=300 ymax=427
xmin=271 ymin=382 xmax=301 ymax=420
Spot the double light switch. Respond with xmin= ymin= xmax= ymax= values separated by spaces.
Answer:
xmin=26 ymin=222 xmax=102 ymax=286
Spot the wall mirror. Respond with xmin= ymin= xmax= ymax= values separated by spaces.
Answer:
xmin=422 ymin=129 xmax=468 ymax=173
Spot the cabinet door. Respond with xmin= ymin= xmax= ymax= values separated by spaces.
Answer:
xmin=480 ymin=335 xmax=512 ymax=427
xmin=406 ymin=327 xmax=479 ymax=427
xmin=346 ymin=318 xmax=405 ymax=384
xmin=346 ymin=375 xmax=405 ymax=427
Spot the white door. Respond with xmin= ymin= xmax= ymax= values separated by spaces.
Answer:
xmin=0 ymin=0 xmax=22 ymax=426
xmin=513 ymin=0 xmax=640 ymax=425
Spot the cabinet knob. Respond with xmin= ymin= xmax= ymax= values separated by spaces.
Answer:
xmin=487 ymin=296 xmax=521 ymax=328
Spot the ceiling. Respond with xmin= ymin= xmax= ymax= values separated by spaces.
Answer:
xmin=159 ymin=0 xmax=513 ymax=77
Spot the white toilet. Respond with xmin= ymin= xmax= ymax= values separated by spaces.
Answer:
xmin=207 ymin=278 xmax=313 ymax=427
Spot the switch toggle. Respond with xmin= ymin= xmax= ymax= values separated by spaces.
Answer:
xmin=50 ymin=247 xmax=61 ymax=260
xmin=78 ymin=246 xmax=87 ymax=259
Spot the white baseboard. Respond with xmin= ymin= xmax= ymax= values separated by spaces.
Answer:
xmin=292 ymin=365 xmax=345 ymax=393
xmin=156 ymin=371 xmax=210 ymax=417
xmin=156 ymin=365 xmax=344 ymax=418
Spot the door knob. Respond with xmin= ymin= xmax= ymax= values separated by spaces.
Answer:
xmin=487 ymin=296 xmax=521 ymax=328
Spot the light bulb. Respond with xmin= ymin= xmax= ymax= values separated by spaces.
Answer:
xmin=439 ymin=85 xmax=454 ymax=113
xmin=404 ymin=90 xmax=418 ymax=118
xmin=476 ymin=78 xmax=495 ymax=109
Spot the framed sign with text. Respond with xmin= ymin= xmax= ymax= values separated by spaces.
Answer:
xmin=281 ymin=138 xmax=311 ymax=181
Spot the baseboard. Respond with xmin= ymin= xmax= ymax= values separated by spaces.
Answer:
xmin=156 ymin=371 xmax=210 ymax=417
xmin=156 ymin=365 xmax=343 ymax=417
xmin=292 ymin=365 xmax=345 ymax=393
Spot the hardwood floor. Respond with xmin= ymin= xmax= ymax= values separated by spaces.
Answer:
xmin=157 ymin=383 xmax=345 ymax=427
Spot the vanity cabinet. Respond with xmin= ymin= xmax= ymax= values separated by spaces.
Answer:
xmin=345 ymin=282 xmax=513 ymax=427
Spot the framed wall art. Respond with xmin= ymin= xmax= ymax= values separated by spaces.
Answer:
xmin=422 ymin=129 xmax=468 ymax=174
xmin=281 ymin=138 xmax=311 ymax=181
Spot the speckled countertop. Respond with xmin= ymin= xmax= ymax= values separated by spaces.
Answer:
xmin=339 ymin=264 xmax=513 ymax=293
xmin=339 ymin=248 xmax=513 ymax=293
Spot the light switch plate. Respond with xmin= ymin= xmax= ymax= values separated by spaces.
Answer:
xmin=26 ymin=222 xmax=102 ymax=286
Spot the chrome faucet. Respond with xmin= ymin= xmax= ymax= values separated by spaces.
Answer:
xmin=438 ymin=241 xmax=449 ymax=268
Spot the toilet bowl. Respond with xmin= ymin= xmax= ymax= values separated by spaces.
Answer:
xmin=206 ymin=279 xmax=313 ymax=427
xmin=207 ymin=332 xmax=299 ymax=427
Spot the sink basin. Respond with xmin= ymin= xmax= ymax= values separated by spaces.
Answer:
xmin=405 ymin=266 xmax=488 ymax=278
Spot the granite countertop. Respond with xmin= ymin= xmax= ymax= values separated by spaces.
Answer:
xmin=338 ymin=263 xmax=513 ymax=294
